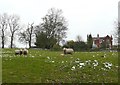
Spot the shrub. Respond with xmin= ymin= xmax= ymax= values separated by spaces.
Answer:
xmin=52 ymin=44 xmax=62 ymax=51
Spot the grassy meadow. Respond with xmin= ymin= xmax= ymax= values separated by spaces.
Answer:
xmin=1 ymin=49 xmax=118 ymax=83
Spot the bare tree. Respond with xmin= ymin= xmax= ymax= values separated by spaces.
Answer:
xmin=34 ymin=24 xmax=43 ymax=38
xmin=118 ymin=22 xmax=120 ymax=46
xmin=116 ymin=22 xmax=120 ymax=47
xmin=0 ymin=13 xmax=8 ymax=48
xmin=19 ymin=23 xmax=35 ymax=48
xmin=113 ymin=21 xmax=120 ymax=46
xmin=8 ymin=14 xmax=20 ymax=48
xmin=27 ymin=23 xmax=34 ymax=48
xmin=76 ymin=35 xmax=82 ymax=42
xmin=19 ymin=31 xmax=29 ymax=48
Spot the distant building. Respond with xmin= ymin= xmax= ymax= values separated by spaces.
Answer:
xmin=92 ymin=34 xmax=113 ymax=49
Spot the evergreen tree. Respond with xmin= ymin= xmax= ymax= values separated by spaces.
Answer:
xmin=35 ymin=32 xmax=57 ymax=49
xmin=87 ymin=34 xmax=93 ymax=50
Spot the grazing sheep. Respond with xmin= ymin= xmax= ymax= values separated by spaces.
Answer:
xmin=15 ymin=50 xmax=20 ymax=55
xmin=15 ymin=49 xmax=28 ymax=55
xmin=22 ymin=48 xmax=28 ymax=55
xmin=63 ymin=48 xmax=74 ymax=55
xmin=20 ymin=49 xmax=23 ymax=55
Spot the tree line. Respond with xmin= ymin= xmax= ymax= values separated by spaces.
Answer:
xmin=0 ymin=13 xmax=20 ymax=48
xmin=0 ymin=8 xmax=92 ymax=51
xmin=0 ymin=8 xmax=119 ymax=51
xmin=0 ymin=8 xmax=68 ymax=49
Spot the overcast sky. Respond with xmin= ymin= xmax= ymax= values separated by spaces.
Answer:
xmin=0 ymin=0 xmax=119 ymax=47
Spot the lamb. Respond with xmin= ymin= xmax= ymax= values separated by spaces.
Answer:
xmin=63 ymin=48 xmax=74 ymax=55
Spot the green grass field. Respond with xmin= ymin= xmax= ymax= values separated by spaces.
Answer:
xmin=1 ymin=49 xmax=118 ymax=83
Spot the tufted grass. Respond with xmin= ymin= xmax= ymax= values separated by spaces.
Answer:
xmin=2 ymin=48 xmax=118 ymax=83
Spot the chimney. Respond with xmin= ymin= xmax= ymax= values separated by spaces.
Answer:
xmin=97 ymin=34 xmax=99 ymax=38
xmin=111 ymin=35 xmax=112 ymax=39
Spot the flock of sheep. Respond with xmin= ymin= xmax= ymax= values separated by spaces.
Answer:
xmin=15 ymin=49 xmax=28 ymax=55
xmin=15 ymin=48 xmax=74 ymax=55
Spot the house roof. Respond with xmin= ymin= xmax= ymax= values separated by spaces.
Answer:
xmin=92 ymin=35 xmax=112 ymax=40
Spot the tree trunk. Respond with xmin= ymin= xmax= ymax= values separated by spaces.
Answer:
xmin=10 ymin=34 xmax=14 ymax=48
xmin=1 ymin=30 xmax=5 ymax=48
xmin=2 ymin=36 xmax=4 ymax=48
xmin=29 ymin=35 xmax=31 ymax=48
xmin=29 ymin=40 xmax=31 ymax=48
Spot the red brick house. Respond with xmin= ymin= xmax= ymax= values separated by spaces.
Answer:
xmin=92 ymin=34 xmax=113 ymax=49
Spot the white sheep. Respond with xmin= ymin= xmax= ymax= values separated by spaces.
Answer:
xmin=15 ymin=49 xmax=23 ymax=55
xmin=63 ymin=48 xmax=74 ymax=55
xmin=15 ymin=50 xmax=20 ymax=55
